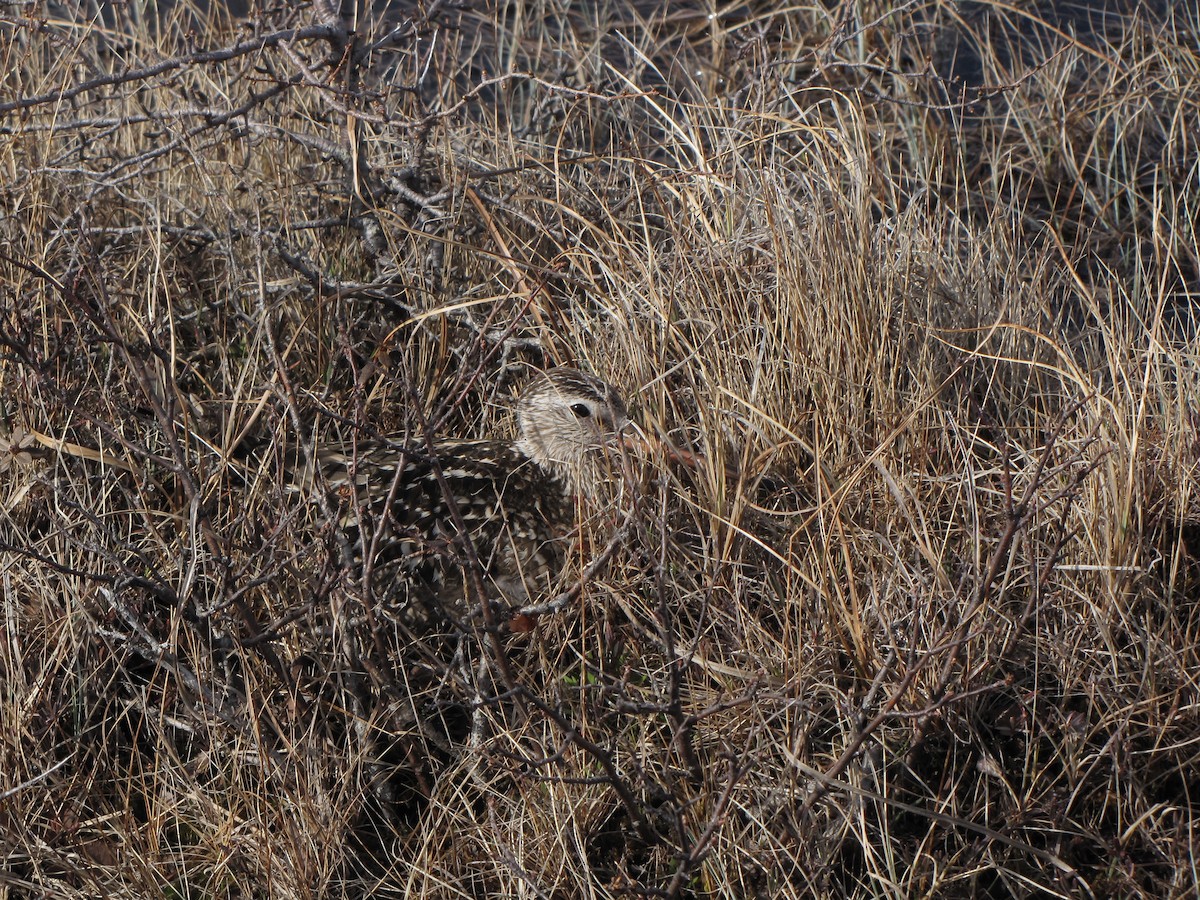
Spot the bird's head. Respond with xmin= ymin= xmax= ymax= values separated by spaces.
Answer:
xmin=515 ymin=368 xmax=630 ymax=492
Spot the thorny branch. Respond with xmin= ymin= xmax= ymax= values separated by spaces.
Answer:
xmin=803 ymin=396 xmax=1103 ymax=816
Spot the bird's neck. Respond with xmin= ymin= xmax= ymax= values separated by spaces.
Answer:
xmin=515 ymin=438 xmax=618 ymax=502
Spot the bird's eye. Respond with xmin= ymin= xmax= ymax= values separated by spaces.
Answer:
xmin=570 ymin=402 xmax=592 ymax=418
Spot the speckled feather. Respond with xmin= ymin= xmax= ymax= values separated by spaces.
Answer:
xmin=299 ymin=369 xmax=628 ymax=621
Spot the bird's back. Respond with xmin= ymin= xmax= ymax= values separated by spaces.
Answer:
xmin=312 ymin=438 xmax=576 ymax=620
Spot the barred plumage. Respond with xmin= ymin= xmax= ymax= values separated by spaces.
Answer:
xmin=302 ymin=368 xmax=629 ymax=620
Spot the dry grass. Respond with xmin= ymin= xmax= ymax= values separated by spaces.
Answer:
xmin=2 ymin=1 xmax=1199 ymax=897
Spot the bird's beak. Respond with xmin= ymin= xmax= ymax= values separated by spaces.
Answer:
xmin=620 ymin=422 xmax=703 ymax=469
xmin=620 ymin=421 xmax=651 ymax=453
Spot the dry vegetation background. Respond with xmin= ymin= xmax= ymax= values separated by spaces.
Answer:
xmin=2 ymin=0 xmax=1199 ymax=897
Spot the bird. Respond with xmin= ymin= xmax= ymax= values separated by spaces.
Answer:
xmin=295 ymin=367 xmax=631 ymax=626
